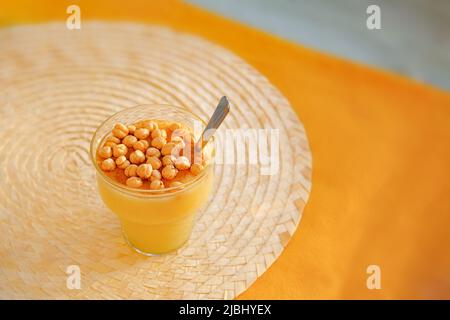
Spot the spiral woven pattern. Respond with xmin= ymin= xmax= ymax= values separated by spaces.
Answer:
xmin=0 ymin=22 xmax=312 ymax=299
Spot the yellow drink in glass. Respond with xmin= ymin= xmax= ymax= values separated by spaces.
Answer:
xmin=90 ymin=104 xmax=214 ymax=255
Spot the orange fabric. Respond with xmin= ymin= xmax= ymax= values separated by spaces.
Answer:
xmin=1 ymin=0 xmax=450 ymax=299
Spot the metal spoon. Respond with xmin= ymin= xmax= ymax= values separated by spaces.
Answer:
xmin=197 ymin=96 xmax=230 ymax=149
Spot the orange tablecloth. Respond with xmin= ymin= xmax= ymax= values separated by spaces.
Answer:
xmin=2 ymin=0 xmax=450 ymax=299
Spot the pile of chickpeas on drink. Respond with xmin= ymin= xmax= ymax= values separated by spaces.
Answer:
xmin=97 ymin=120 xmax=206 ymax=189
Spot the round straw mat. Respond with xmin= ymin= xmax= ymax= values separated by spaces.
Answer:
xmin=0 ymin=22 xmax=312 ymax=299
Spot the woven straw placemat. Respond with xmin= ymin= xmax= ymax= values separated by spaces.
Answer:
xmin=0 ymin=22 xmax=312 ymax=299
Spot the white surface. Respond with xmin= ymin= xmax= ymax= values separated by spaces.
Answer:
xmin=188 ymin=0 xmax=450 ymax=91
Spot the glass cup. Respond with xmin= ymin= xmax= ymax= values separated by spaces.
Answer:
xmin=90 ymin=104 xmax=214 ymax=255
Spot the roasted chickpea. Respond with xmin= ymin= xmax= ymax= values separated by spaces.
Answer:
xmin=151 ymin=136 xmax=166 ymax=149
xmin=162 ymin=155 xmax=176 ymax=166
xmin=136 ymin=120 xmax=157 ymax=131
xmin=127 ymin=124 xmax=136 ymax=135
xmin=124 ymin=164 xmax=138 ymax=177
xmin=134 ymin=128 xmax=150 ymax=140
xmin=169 ymin=122 xmax=182 ymax=131
xmin=149 ymin=179 xmax=164 ymax=190
xmin=150 ymin=169 xmax=162 ymax=181
xmin=133 ymin=140 xmax=149 ymax=153
xmin=146 ymin=147 xmax=161 ymax=158
xmin=112 ymin=123 xmax=129 ymax=139
xmin=115 ymin=155 xmax=126 ymax=165
xmin=98 ymin=146 xmax=112 ymax=158
xmin=126 ymin=177 xmax=143 ymax=188
xmin=129 ymin=150 xmax=146 ymax=164
xmin=101 ymin=158 xmax=116 ymax=171
xmin=119 ymin=160 xmax=130 ymax=169
xmin=146 ymin=121 xmax=157 ymax=131
xmin=106 ymin=135 xmax=121 ymax=145
xmin=174 ymin=156 xmax=191 ymax=170
xmin=162 ymin=165 xmax=178 ymax=180
xmin=134 ymin=120 xmax=145 ymax=128
xmin=113 ymin=144 xmax=128 ymax=158
xmin=170 ymin=136 xmax=185 ymax=145
xmin=137 ymin=163 xmax=153 ymax=179
xmin=104 ymin=141 xmax=117 ymax=148
xmin=158 ymin=121 xmax=169 ymax=129
xmin=151 ymin=128 xmax=167 ymax=139
xmin=146 ymin=156 xmax=162 ymax=170
xmin=122 ymin=135 xmax=138 ymax=148
xmin=115 ymin=155 xmax=130 ymax=169
xmin=161 ymin=142 xmax=176 ymax=156
xmin=190 ymin=163 xmax=204 ymax=176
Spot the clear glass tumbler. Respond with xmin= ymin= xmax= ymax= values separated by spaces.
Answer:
xmin=90 ymin=104 xmax=214 ymax=255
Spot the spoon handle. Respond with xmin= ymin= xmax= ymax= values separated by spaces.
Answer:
xmin=199 ymin=96 xmax=230 ymax=148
